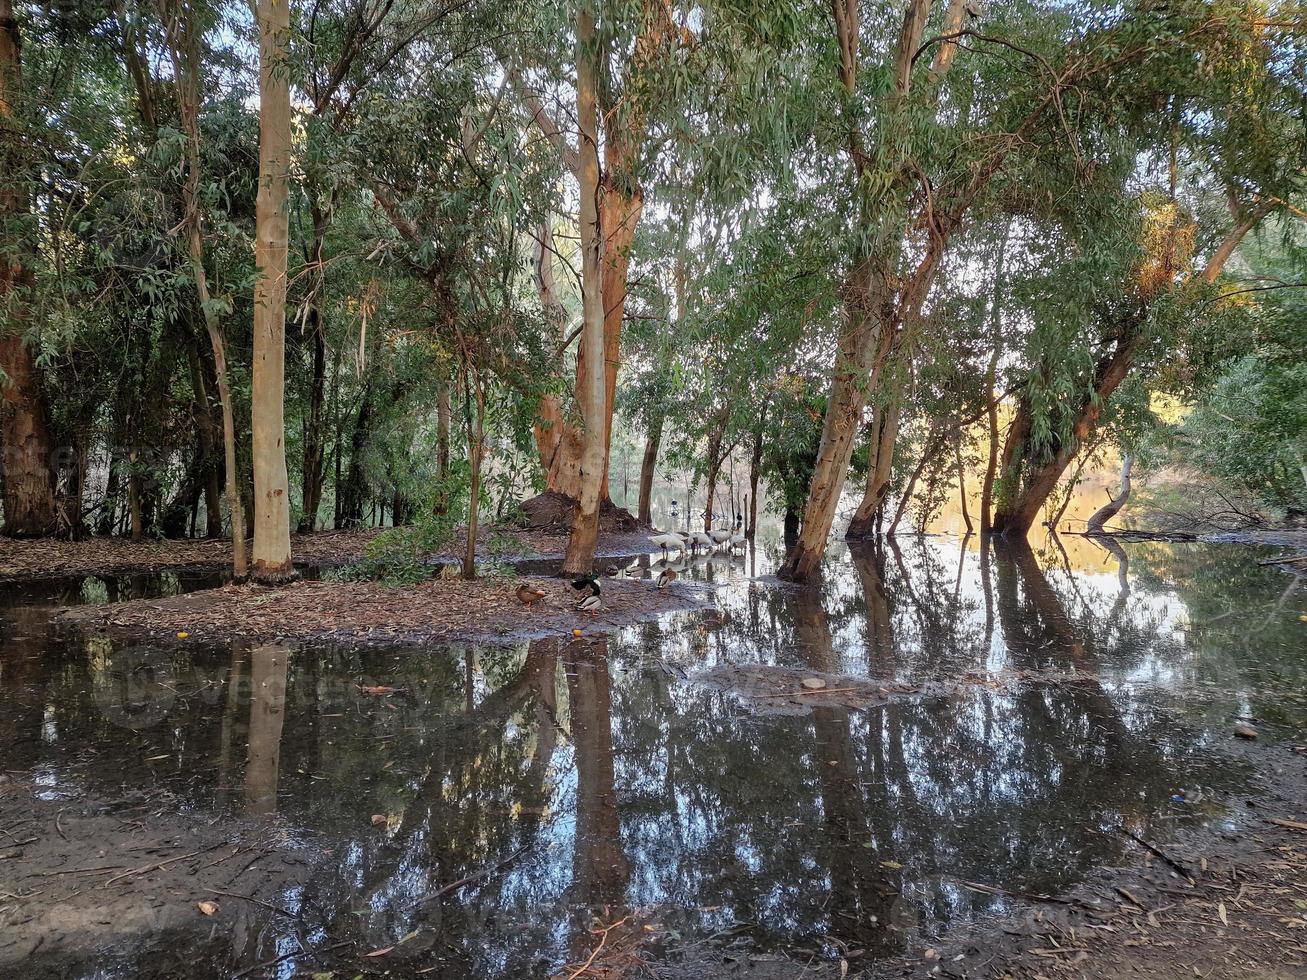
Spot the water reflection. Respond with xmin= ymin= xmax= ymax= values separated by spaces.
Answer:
xmin=1 ymin=536 xmax=1303 ymax=977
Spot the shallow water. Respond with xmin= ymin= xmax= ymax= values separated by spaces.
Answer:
xmin=1 ymin=535 xmax=1304 ymax=977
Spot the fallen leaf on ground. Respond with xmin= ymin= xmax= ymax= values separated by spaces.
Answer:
xmin=197 ymin=901 xmax=218 ymax=916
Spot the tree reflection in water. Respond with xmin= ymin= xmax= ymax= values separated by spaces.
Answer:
xmin=0 ymin=537 xmax=1300 ymax=977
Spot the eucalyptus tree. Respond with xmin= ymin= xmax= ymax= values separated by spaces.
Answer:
xmin=757 ymin=0 xmax=1294 ymax=578
xmin=249 ymin=0 xmax=293 ymax=581
xmin=506 ymin=0 xmax=692 ymax=515
xmin=155 ymin=0 xmax=251 ymax=575
xmin=0 ymin=0 xmax=58 ymax=535
xmin=988 ymin=3 xmax=1304 ymax=535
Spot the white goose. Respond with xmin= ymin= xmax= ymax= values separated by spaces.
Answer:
xmin=708 ymin=528 xmax=733 ymax=549
xmin=648 ymin=531 xmax=686 ymax=559
xmin=688 ymin=530 xmax=715 ymax=551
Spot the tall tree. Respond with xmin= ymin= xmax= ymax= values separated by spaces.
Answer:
xmin=0 ymin=0 xmax=58 ymax=536
xmin=561 ymin=1 xmax=607 ymax=575
xmin=250 ymin=0 xmax=294 ymax=581
xmin=157 ymin=0 xmax=247 ymax=576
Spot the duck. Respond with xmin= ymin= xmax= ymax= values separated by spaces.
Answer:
xmin=571 ymin=576 xmax=601 ymax=598
xmin=657 ymin=567 xmax=677 ymax=589
xmin=576 ymin=588 xmax=601 ymax=616
xmin=516 ymin=583 xmax=548 ymax=606
xmin=649 ymin=531 xmax=686 ymax=559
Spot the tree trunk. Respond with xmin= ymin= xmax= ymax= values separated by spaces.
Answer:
xmin=701 ymin=404 xmax=731 ymax=531
xmin=0 ymin=1 xmax=58 ymax=538
xmin=846 ymin=397 xmax=902 ymax=539
xmin=1087 ymin=453 xmax=1132 ymax=533
xmin=462 ymin=371 xmax=485 ymax=580
xmin=993 ymin=199 xmax=1274 ymax=539
xmin=297 ymin=193 xmax=331 ymax=534
xmin=637 ymin=414 xmax=662 ymax=526
xmin=955 ymin=435 xmax=973 ymax=533
xmin=992 ymin=330 xmax=1140 ymax=537
xmin=338 ymin=383 xmax=373 ymax=528
xmin=160 ymin=0 xmax=246 ymax=578
xmin=747 ymin=424 xmax=763 ymax=540
xmin=250 ymin=0 xmax=293 ymax=583
xmin=560 ymin=2 xmax=606 ymax=576
xmin=185 ymin=335 xmax=224 ymax=537
xmin=889 ymin=426 xmax=944 ymax=537
xmin=780 ymin=258 xmax=898 ymax=579
xmin=979 ymin=223 xmax=1010 ymax=535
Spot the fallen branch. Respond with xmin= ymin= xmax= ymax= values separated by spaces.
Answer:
xmin=103 ymin=841 xmax=231 ymax=888
xmin=230 ymin=939 xmax=351 ymax=979
xmin=1258 ymin=553 xmax=1307 ymax=566
xmin=413 ymin=844 xmax=529 ymax=906
xmin=565 ymin=915 xmax=630 ymax=980
xmin=1117 ymin=827 xmax=1195 ymax=884
xmin=958 ymin=879 xmax=1096 ymax=909
xmin=201 ymin=887 xmax=301 ymax=919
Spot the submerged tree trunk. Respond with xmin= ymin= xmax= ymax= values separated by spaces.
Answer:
xmin=0 ymin=1 xmax=58 ymax=538
xmin=782 ymin=258 xmax=899 ymax=579
xmin=250 ymin=0 xmax=294 ymax=583
xmin=992 ymin=330 xmax=1141 ymax=538
xmin=888 ymin=426 xmax=945 ymax=537
xmin=955 ymin=435 xmax=973 ymax=534
xmin=993 ymin=200 xmax=1275 ymax=538
xmin=1087 ymin=453 xmax=1133 ymax=533
xmin=560 ymin=3 xmax=606 ymax=576
xmin=637 ymin=414 xmax=661 ymax=526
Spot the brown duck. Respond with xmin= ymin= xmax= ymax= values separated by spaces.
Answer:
xmin=516 ymin=583 xmax=548 ymax=607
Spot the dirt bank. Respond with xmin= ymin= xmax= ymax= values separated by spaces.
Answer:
xmin=57 ymin=574 xmax=717 ymax=647
xmin=0 ymin=526 xmax=668 ymax=582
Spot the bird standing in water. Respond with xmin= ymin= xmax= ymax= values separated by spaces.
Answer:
xmin=657 ymin=567 xmax=677 ymax=589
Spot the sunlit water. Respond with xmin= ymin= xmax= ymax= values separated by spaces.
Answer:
xmin=1 ymin=535 xmax=1303 ymax=977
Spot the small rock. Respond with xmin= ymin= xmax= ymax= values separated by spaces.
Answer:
xmin=197 ymin=901 xmax=219 ymax=916
xmin=371 ymin=813 xmax=388 ymax=826
xmin=801 ymin=677 xmax=827 ymax=690
xmin=1233 ymin=723 xmax=1258 ymax=740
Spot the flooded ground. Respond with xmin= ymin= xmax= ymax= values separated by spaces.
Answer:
xmin=1 ymin=535 xmax=1304 ymax=978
